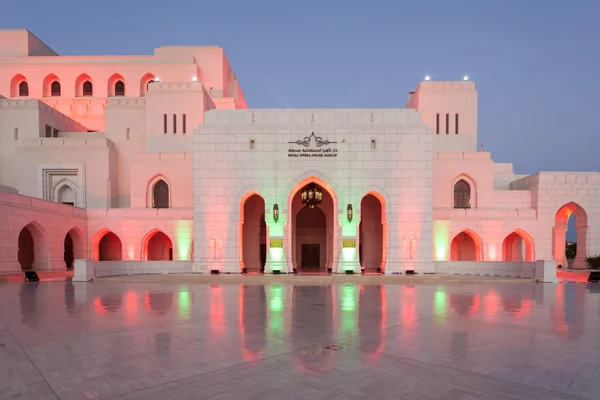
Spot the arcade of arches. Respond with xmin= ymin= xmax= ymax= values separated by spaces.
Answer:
xmin=238 ymin=184 xmax=386 ymax=273
xmin=17 ymin=225 xmax=84 ymax=271
xmin=9 ymin=199 xmax=592 ymax=271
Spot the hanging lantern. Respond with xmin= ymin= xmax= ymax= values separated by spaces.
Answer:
xmin=273 ymin=204 xmax=279 ymax=222
xmin=347 ymin=204 xmax=353 ymax=222
xmin=301 ymin=183 xmax=323 ymax=209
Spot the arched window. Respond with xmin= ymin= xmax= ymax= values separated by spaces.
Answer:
xmin=19 ymin=81 xmax=29 ymax=96
xmin=115 ymin=80 xmax=125 ymax=96
xmin=454 ymin=179 xmax=471 ymax=208
xmin=153 ymin=180 xmax=169 ymax=208
xmin=51 ymin=81 xmax=61 ymax=96
xmin=57 ymin=185 xmax=76 ymax=206
xmin=82 ymin=80 xmax=93 ymax=96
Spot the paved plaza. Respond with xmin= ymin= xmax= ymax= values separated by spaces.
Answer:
xmin=1 ymin=277 xmax=600 ymax=399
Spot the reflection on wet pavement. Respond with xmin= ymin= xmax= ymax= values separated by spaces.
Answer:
xmin=0 ymin=280 xmax=599 ymax=399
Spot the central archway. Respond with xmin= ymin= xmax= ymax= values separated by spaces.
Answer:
xmin=290 ymin=180 xmax=335 ymax=273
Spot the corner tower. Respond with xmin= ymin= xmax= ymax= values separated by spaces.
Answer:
xmin=407 ymin=80 xmax=477 ymax=152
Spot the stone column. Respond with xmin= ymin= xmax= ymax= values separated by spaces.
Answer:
xmin=553 ymin=224 xmax=567 ymax=268
xmin=574 ymin=222 xmax=588 ymax=269
xmin=266 ymin=209 xmax=289 ymax=273
xmin=337 ymin=212 xmax=360 ymax=274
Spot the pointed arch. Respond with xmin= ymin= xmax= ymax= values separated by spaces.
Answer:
xmin=240 ymin=193 xmax=267 ymax=273
xmin=502 ymin=229 xmax=535 ymax=262
xmin=452 ymin=174 xmax=477 ymax=208
xmin=450 ymin=229 xmax=483 ymax=261
xmin=358 ymin=191 xmax=387 ymax=273
xmin=52 ymin=178 xmax=78 ymax=206
xmin=140 ymin=73 xmax=157 ymax=96
xmin=554 ymin=202 xmax=588 ymax=268
xmin=235 ymin=185 xmax=269 ymax=221
xmin=287 ymin=174 xmax=340 ymax=273
xmin=92 ymin=229 xmax=122 ymax=261
xmin=18 ymin=221 xmax=49 ymax=270
xmin=10 ymin=74 xmax=28 ymax=97
xmin=141 ymin=229 xmax=173 ymax=260
xmin=285 ymin=171 xmax=342 ymax=214
xmin=43 ymin=74 xmax=60 ymax=97
xmin=64 ymin=227 xmax=86 ymax=268
xmin=75 ymin=73 xmax=93 ymax=96
xmin=146 ymin=174 xmax=172 ymax=208
xmin=108 ymin=73 xmax=125 ymax=96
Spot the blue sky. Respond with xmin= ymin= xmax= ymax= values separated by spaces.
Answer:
xmin=1 ymin=1 xmax=597 ymax=175
xmin=1 ymin=0 xmax=597 ymax=175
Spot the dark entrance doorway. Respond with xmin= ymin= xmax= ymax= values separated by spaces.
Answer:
xmin=18 ymin=228 xmax=35 ymax=270
xmin=301 ymin=244 xmax=320 ymax=270
xmin=64 ymin=233 xmax=74 ymax=269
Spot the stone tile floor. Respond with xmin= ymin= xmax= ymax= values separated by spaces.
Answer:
xmin=1 ymin=277 xmax=600 ymax=399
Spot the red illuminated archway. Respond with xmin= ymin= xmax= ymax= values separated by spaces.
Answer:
xmin=239 ymin=193 xmax=266 ymax=273
xmin=554 ymin=202 xmax=588 ymax=268
xmin=141 ymin=229 xmax=173 ymax=261
xmin=359 ymin=193 xmax=386 ymax=273
xmin=92 ymin=229 xmax=122 ymax=261
xmin=502 ymin=230 xmax=535 ymax=262
xmin=450 ymin=229 xmax=483 ymax=261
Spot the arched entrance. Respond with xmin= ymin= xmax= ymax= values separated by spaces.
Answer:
xmin=450 ymin=231 xmax=482 ymax=261
xmin=96 ymin=231 xmax=122 ymax=261
xmin=18 ymin=228 xmax=34 ymax=270
xmin=241 ymin=194 xmax=266 ymax=273
xmin=64 ymin=234 xmax=74 ymax=269
xmin=291 ymin=181 xmax=335 ymax=273
xmin=143 ymin=230 xmax=173 ymax=260
xmin=18 ymin=223 xmax=48 ymax=271
xmin=554 ymin=202 xmax=588 ymax=269
xmin=502 ymin=231 xmax=534 ymax=262
xmin=359 ymin=194 xmax=384 ymax=273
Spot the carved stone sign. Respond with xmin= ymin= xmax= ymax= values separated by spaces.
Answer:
xmin=288 ymin=132 xmax=338 ymax=158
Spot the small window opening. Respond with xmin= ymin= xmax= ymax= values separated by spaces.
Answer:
xmin=435 ymin=113 xmax=440 ymax=134
xmin=183 ymin=114 xmax=187 ymax=134
xmin=371 ymin=139 xmax=376 ymax=150
xmin=126 ymin=127 xmax=130 ymax=140
xmin=455 ymin=114 xmax=459 ymax=134
xmin=163 ymin=114 xmax=167 ymax=134
xmin=173 ymin=114 xmax=177 ymax=134
xmin=14 ymin=128 xmax=18 ymax=140
xmin=250 ymin=139 xmax=255 ymax=150
xmin=445 ymin=113 xmax=449 ymax=134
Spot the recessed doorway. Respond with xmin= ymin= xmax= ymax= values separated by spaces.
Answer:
xmin=301 ymin=244 xmax=320 ymax=270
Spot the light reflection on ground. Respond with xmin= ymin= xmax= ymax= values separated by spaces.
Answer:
xmin=0 ymin=278 xmax=599 ymax=399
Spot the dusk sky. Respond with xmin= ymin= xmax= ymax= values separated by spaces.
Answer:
xmin=1 ymin=0 xmax=598 ymax=177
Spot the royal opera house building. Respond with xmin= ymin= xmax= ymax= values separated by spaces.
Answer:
xmin=0 ymin=30 xmax=598 ymax=280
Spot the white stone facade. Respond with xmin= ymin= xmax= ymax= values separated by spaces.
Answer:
xmin=0 ymin=30 xmax=599 ymax=277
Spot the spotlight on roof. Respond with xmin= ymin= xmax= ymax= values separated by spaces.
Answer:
xmin=155 ymin=77 xmax=160 ymax=82
xmin=463 ymin=75 xmax=469 ymax=81
xmin=192 ymin=76 xmax=198 ymax=82
xmin=424 ymin=75 xmax=431 ymax=81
